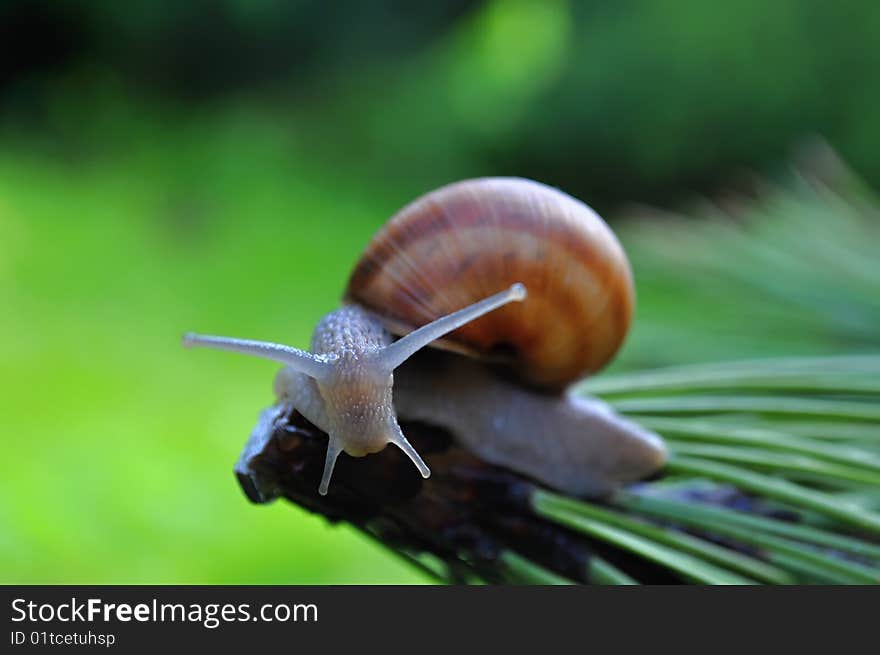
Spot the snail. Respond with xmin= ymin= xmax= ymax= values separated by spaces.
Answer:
xmin=184 ymin=177 xmax=667 ymax=497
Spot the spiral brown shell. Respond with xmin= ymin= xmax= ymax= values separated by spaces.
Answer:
xmin=344 ymin=177 xmax=635 ymax=390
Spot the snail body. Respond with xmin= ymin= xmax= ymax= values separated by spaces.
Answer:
xmin=184 ymin=178 xmax=667 ymax=496
xmin=393 ymin=351 xmax=664 ymax=497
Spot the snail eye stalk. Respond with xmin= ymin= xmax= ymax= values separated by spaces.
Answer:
xmin=182 ymin=333 xmax=333 ymax=381
xmin=376 ymin=283 xmax=527 ymax=373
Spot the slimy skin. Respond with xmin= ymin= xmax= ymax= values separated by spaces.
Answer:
xmin=184 ymin=285 xmax=529 ymax=494
xmin=393 ymin=352 xmax=667 ymax=497
xmin=188 ymin=285 xmax=666 ymax=498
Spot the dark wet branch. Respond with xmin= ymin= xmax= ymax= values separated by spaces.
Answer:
xmin=234 ymin=404 xmax=600 ymax=583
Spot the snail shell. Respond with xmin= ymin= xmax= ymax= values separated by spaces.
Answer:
xmin=345 ymin=177 xmax=635 ymax=389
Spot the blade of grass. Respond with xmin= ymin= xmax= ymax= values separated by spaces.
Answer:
xmin=615 ymin=489 xmax=880 ymax=561
xmin=587 ymin=557 xmax=639 ymax=585
xmin=771 ymin=471 xmax=878 ymax=493
xmin=585 ymin=356 xmax=880 ymax=393
xmin=666 ymin=442 xmax=880 ymax=487
xmin=530 ymin=494 xmax=757 ymax=584
xmin=611 ymin=396 xmax=880 ymax=422
xmin=612 ymin=492 xmax=880 ymax=584
xmin=533 ymin=490 xmax=793 ymax=584
xmin=664 ymin=455 xmax=880 ymax=534
xmin=583 ymin=373 xmax=880 ymax=398
xmin=685 ymin=417 xmax=879 ymax=443
xmin=636 ymin=417 xmax=880 ymax=471
xmin=768 ymin=552 xmax=849 ymax=584
xmin=498 ymin=551 xmax=576 ymax=585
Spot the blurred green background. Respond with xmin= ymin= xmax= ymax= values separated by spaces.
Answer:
xmin=1 ymin=0 xmax=878 ymax=583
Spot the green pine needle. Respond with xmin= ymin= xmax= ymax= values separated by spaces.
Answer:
xmin=532 ymin=491 xmax=758 ymax=584
xmin=662 ymin=455 xmax=880 ymax=533
xmin=533 ymin=491 xmax=793 ymax=584
xmin=608 ymin=396 xmax=880 ymax=422
xmin=498 ymin=551 xmax=577 ymax=585
xmin=632 ymin=418 xmax=880 ymax=471
xmin=611 ymin=492 xmax=880 ymax=584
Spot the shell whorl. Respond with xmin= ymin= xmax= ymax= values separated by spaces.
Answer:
xmin=344 ymin=177 xmax=635 ymax=389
